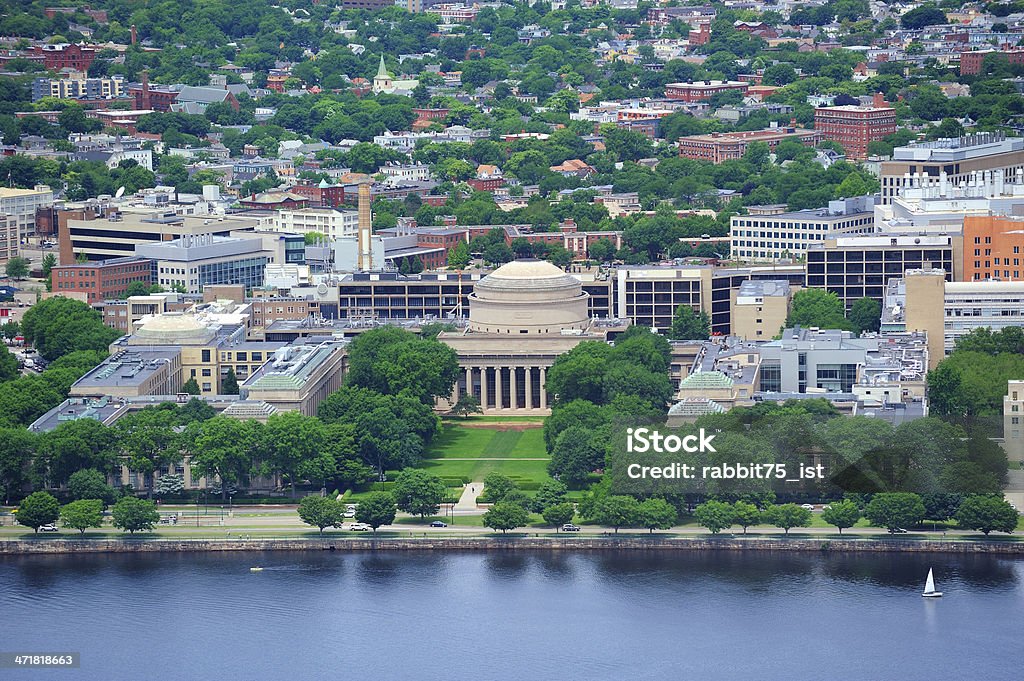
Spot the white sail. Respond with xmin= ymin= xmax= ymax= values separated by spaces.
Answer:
xmin=924 ymin=568 xmax=936 ymax=594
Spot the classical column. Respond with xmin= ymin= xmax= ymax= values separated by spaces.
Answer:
xmin=539 ymin=366 xmax=547 ymax=410
xmin=495 ymin=366 xmax=503 ymax=410
xmin=450 ymin=371 xmax=460 ymax=405
xmin=510 ymin=365 xmax=518 ymax=410
xmin=465 ymin=367 xmax=473 ymax=399
xmin=525 ymin=366 xmax=534 ymax=411
xmin=480 ymin=366 xmax=489 ymax=411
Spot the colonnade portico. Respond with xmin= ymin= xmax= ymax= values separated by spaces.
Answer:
xmin=450 ymin=362 xmax=551 ymax=413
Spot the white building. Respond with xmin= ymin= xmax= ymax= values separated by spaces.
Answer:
xmin=730 ymin=196 xmax=877 ymax=261
xmin=274 ymin=208 xmax=359 ymax=241
xmin=379 ymin=163 xmax=432 ymax=185
xmin=0 ymin=185 xmax=54 ymax=240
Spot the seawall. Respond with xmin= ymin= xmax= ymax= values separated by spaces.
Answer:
xmin=2 ymin=536 xmax=1024 ymax=555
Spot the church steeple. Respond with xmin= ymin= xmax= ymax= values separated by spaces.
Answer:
xmin=373 ymin=54 xmax=392 ymax=94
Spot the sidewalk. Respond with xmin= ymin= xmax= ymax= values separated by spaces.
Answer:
xmin=454 ymin=482 xmax=484 ymax=512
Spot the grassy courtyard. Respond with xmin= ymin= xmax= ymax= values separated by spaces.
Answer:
xmin=417 ymin=422 xmax=551 ymax=487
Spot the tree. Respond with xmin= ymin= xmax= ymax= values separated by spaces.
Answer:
xmin=181 ymin=377 xmax=200 ymax=395
xmin=355 ymin=492 xmax=397 ymax=534
xmin=15 ymin=491 xmax=59 ymax=532
xmin=68 ymin=468 xmax=116 ymax=507
xmin=0 ymin=427 xmax=34 ymax=504
xmin=448 ymin=241 xmax=470 ymax=268
xmin=5 ymin=256 xmax=30 ymax=280
xmin=482 ymin=500 xmax=530 ymax=533
xmin=450 ymin=393 xmax=482 ymax=418
xmin=0 ymin=346 xmax=18 ymax=383
xmin=821 ymin=499 xmax=861 ymax=534
xmin=669 ymin=305 xmax=710 ymax=340
xmin=261 ymin=411 xmax=325 ymax=498
xmin=297 ymin=495 xmax=344 ymax=535
xmin=594 ymin=495 xmax=641 ymax=534
xmin=955 ymin=495 xmax=1018 ymax=535
xmin=344 ymin=327 xmax=458 ymax=405
xmin=21 ymin=297 xmax=122 ymax=361
xmin=786 ymin=289 xmax=853 ymax=331
xmin=848 ymin=297 xmax=881 ymax=334
xmin=532 ymin=479 xmax=569 ymax=513
xmin=480 ymin=472 xmax=518 ymax=503
xmin=588 ymin=238 xmax=616 ymax=262
xmin=60 ymin=499 xmax=104 ymax=535
xmin=154 ymin=473 xmax=184 ymax=500
xmin=638 ymin=498 xmax=677 ymax=533
xmin=900 ymin=5 xmax=947 ymax=30
xmin=110 ymin=496 xmax=159 ymax=534
xmin=732 ymin=501 xmax=761 ymax=534
xmin=543 ymin=502 xmax=576 ymax=530
xmin=763 ymin=503 xmax=812 ymax=535
xmin=695 ymin=500 xmax=735 ymax=534
xmin=392 ymin=469 xmax=448 ymax=518
xmin=221 ymin=368 xmax=239 ymax=395
xmin=865 ymin=492 xmax=926 ymax=533
xmin=548 ymin=426 xmax=605 ymax=487
xmin=187 ymin=417 xmax=256 ymax=500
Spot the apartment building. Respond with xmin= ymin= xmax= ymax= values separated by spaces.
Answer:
xmin=677 ymin=126 xmax=822 ymax=164
xmin=665 ymin=80 xmax=749 ymax=102
xmin=814 ymin=96 xmax=896 ymax=160
xmin=275 ymin=207 xmax=359 ymax=241
xmin=31 ymin=74 xmax=126 ymax=101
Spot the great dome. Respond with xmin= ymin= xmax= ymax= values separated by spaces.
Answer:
xmin=468 ymin=259 xmax=589 ymax=335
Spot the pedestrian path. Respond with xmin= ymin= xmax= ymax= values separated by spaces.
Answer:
xmin=455 ymin=482 xmax=485 ymax=511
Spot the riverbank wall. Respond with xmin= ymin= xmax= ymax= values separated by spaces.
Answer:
xmin=3 ymin=536 xmax=1024 ymax=555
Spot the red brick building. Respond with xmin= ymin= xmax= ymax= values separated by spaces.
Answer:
xmin=51 ymin=256 xmax=152 ymax=304
xmin=813 ymin=94 xmax=896 ymax=160
xmin=665 ymin=80 xmax=749 ymax=102
xmin=130 ymin=72 xmax=177 ymax=112
xmin=678 ymin=127 xmax=822 ymax=164
xmin=31 ymin=43 xmax=96 ymax=71
xmin=290 ymin=181 xmax=346 ymax=208
xmin=960 ymin=49 xmax=1024 ymax=75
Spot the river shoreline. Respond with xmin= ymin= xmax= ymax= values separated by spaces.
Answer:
xmin=2 ymin=536 xmax=1023 ymax=555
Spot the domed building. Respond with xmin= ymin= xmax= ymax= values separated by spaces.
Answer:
xmin=468 ymin=259 xmax=590 ymax=335
xmin=440 ymin=259 xmax=627 ymax=415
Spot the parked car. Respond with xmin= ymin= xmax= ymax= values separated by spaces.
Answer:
xmin=801 ymin=504 xmax=815 ymax=511
xmin=561 ymin=524 xmax=581 ymax=532
xmin=348 ymin=523 xmax=371 ymax=531
xmin=429 ymin=520 xmax=447 ymax=527
xmin=344 ymin=510 xmax=356 ymax=518
xmin=39 ymin=524 xmax=59 ymax=532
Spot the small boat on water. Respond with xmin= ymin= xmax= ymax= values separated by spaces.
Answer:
xmin=922 ymin=568 xmax=942 ymax=597
xmin=250 ymin=567 xmax=264 ymax=572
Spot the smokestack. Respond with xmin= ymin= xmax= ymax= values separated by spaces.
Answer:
xmin=141 ymin=70 xmax=150 ymax=110
xmin=357 ymin=181 xmax=372 ymax=271
xmin=130 ymin=24 xmax=137 ymax=45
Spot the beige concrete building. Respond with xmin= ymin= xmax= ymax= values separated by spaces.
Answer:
xmin=241 ymin=342 xmax=348 ymax=416
xmin=730 ymin=280 xmax=791 ymax=340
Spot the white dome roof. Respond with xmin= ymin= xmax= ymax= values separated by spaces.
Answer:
xmin=478 ymin=259 xmax=578 ymax=291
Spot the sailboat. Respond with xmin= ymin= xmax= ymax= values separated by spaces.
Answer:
xmin=922 ymin=568 xmax=942 ymax=598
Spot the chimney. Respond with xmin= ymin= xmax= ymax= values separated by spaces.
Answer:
xmin=130 ymin=24 xmax=137 ymax=45
xmin=357 ymin=181 xmax=372 ymax=271
xmin=872 ymin=92 xmax=886 ymax=108
xmin=141 ymin=70 xmax=150 ymax=110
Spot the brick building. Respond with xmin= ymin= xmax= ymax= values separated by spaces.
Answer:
xmin=51 ymin=257 xmax=153 ymax=304
xmin=290 ymin=181 xmax=346 ymax=208
xmin=963 ymin=215 xmax=1024 ymax=281
xmin=813 ymin=94 xmax=896 ymax=160
xmin=960 ymin=49 xmax=1024 ymax=76
xmin=678 ymin=126 xmax=822 ymax=164
xmin=31 ymin=43 xmax=96 ymax=71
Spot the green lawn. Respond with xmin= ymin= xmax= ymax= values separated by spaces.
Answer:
xmin=416 ymin=423 xmax=551 ymax=485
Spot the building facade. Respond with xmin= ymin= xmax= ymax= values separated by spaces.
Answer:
xmin=962 ymin=214 xmax=1024 ymax=281
xmin=730 ymin=196 xmax=877 ymax=261
xmin=677 ymin=127 xmax=822 ymax=164
xmin=135 ymin=234 xmax=272 ymax=294
xmin=814 ymin=99 xmax=896 ymax=160
xmin=51 ymin=256 xmax=153 ymax=304
xmin=0 ymin=185 xmax=54 ymax=241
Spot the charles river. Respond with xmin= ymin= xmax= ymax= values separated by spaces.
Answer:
xmin=1 ymin=549 xmax=1020 ymax=680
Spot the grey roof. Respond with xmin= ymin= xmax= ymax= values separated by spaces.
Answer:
xmin=176 ymin=86 xmax=232 ymax=104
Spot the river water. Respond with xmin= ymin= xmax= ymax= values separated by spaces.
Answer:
xmin=0 ymin=550 xmax=1019 ymax=680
